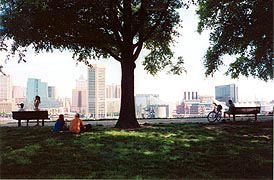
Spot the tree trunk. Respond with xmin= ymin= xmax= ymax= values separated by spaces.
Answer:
xmin=115 ymin=61 xmax=141 ymax=129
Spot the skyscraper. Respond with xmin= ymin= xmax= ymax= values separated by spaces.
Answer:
xmin=87 ymin=64 xmax=106 ymax=119
xmin=72 ymin=75 xmax=88 ymax=114
xmin=48 ymin=86 xmax=56 ymax=99
xmin=106 ymin=84 xmax=121 ymax=118
xmin=0 ymin=74 xmax=13 ymax=112
xmin=215 ymin=84 xmax=238 ymax=105
xmin=25 ymin=78 xmax=62 ymax=109
xmin=106 ymin=84 xmax=121 ymax=99
xmin=0 ymin=74 xmax=12 ymax=102
xmin=12 ymin=86 xmax=26 ymax=104
xmin=26 ymin=78 xmax=48 ymax=109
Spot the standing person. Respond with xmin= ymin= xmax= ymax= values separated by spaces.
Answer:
xmin=34 ymin=95 xmax=40 ymax=111
xmin=69 ymin=113 xmax=85 ymax=133
xmin=34 ymin=95 xmax=41 ymax=126
xmin=224 ymin=100 xmax=236 ymax=119
xmin=53 ymin=114 xmax=67 ymax=132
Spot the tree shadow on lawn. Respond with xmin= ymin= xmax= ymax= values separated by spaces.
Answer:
xmin=0 ymin=121 xmax=272 ymax=179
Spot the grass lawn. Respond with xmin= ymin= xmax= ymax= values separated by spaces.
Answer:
xmin=0 ymin=121 xmax=272 ymax=179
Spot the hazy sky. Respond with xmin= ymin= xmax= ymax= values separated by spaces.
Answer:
xmin=1 ymin=7 xmax=274 ymax=103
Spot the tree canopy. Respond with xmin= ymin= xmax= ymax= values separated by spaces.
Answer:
xmin=197 ymin=0 xmax=273 ymax=81
xmin=0 ymin=0 xmax=192 ymax=128
xmin=1 ymin=0 xmax=189 ymax=73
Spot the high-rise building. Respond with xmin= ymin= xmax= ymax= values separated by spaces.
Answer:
xmin=215 ymin=84 xmax=238 ymax=105
xmin=48 ymin=86 xmax=56 ymax=99
xmin=0 ymin=75 xmax=13 ymax=112
xmin=76 ymin=74 xmax=87 ymax=89
xmin=71 ymin=75 xmax=88 ymax=114
xmin=0 ymin=74 xmax=12 ymax=102
xmin=25 ymin=78 xmax=48 ymax=109
xmin=87 ymin=64 xmax=106 ymax=119
xmin=106 ymin=84 xmax=121 ymax=118
xmin=25 ymin=78 xmax=62 ymax=109
xmin=106 ymin=84 xmax=121 ymax=99
xmin=12 ymin=86 xmax=26 ymax=104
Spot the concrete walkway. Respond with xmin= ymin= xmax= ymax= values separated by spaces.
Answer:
xmin=0 ymin=115 xmax=272 ymax=127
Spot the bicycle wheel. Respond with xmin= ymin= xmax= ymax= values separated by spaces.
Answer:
xmin=207 ymin=111 xmax=217 ymax=122
xmin=216 ymin=111 xmax=222 ymax=121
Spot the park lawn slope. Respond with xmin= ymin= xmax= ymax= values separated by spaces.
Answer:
xmin=0 ymin=121 xmax=272 ymax=179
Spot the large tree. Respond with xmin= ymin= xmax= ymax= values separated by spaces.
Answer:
xmin=196 ymin=0 xmax=273 ymax=81
xmin=0 ymin=0 xmax=191 ymax=128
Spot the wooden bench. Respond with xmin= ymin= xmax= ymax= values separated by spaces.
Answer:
xmin=225 ymin=107 xmax=261 ymax=121
xmin=12 ymin=111 xmax=50 ymax=127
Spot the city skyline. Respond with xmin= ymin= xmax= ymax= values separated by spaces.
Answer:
xmin=1 ymin=74 xmax=273 ymax=117
xmin=1 ymin=7 xmax=273 ymax=103
xmin=4 ymin=73 xmax=274 ymax=103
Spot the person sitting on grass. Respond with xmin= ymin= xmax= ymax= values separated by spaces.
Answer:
xmin=69 ymin=113 xmax=85 ymax=133
xmin=69 ymin=113 xmax=92 ymax=133
xmin=53 ymin=114 xmax=67 ymax=132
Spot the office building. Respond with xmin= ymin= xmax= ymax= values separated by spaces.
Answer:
xmin=106 ymin=84 xmax=121 ymax=118
xmin=0 ymin=74 xmax=13 ymax=112
xmin=48 ymin=86 xmax=56 ymax=99
xmin=87 ymin=64 xmax=106 ymax=119
xmin=12 ymin=86 xmax=26 ymax=104
xmin=71 ymin=75 xmax=88 ymax=114
xmin=215 ymin=84 xmax=238 ymax=105
xmin=25 ymin=78 xmax=62 ymax=109
xmin=0 ymin=74 xmax=12 ymax=102
xmin=106 ymin=84 xmax=121 ymax=99
xmin=25 ymin=78 xmax=48 ymax=109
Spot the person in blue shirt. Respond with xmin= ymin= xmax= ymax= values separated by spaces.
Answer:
xmin=53 ymin=114 xmax=67 ymax=132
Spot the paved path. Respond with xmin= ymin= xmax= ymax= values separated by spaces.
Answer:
xmin=0 ymin=115 xmax=272 ymax=127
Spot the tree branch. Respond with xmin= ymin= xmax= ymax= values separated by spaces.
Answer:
xmin=141 ymin=0 xmax=171 ymax=42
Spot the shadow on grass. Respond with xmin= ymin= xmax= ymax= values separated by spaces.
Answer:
xmin=0 ymin=121 xmax=272 ymax=179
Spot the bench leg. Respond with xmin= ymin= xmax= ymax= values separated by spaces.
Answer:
xmin=18 ymin=120 xmax=21 ymax=127
xmin=255 ymin=114 xmax=257 ymax=121
xmin=42 ymin=119 xmax=44 ymax=126
xmin=27 ymin=120 xmax=29 ymax=126
xmin=233 ymin=115 xmax=235 ymax=122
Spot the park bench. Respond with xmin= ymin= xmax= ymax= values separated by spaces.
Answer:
xmin=12 ymin=111 xmax=50 ymax=127
xmin=225 ymin=107 xmax=261 ymax=121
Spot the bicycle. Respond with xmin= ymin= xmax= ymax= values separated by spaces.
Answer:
xmin=207 ymin=103 xmax=223 ymax=122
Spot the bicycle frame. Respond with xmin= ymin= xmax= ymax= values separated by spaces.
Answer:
xmin=207 ymin=103 xmax=222 ymax=122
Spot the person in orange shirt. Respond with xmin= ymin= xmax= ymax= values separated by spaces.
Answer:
xmin=69 ymin=113 xmax=85 ymax=133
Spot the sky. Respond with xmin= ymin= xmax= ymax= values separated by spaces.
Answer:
xmin=1 ymin=7 xmax=274 ymax=103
